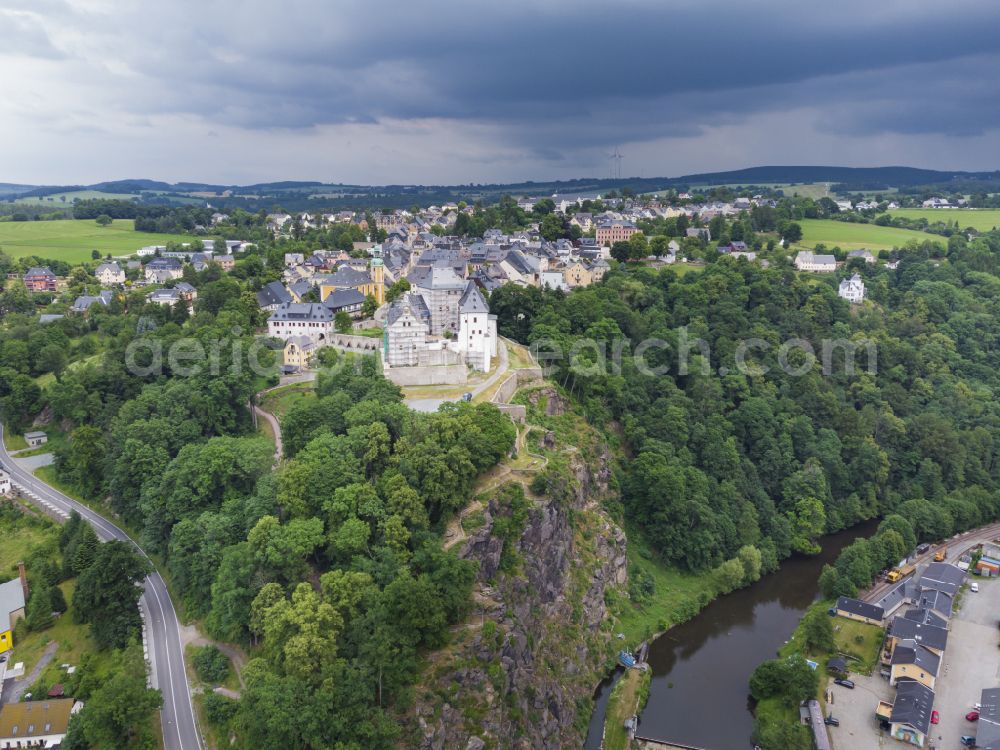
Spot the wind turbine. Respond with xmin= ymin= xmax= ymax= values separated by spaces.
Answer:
xmin=608 ymin=146 xmax=624 ymax=180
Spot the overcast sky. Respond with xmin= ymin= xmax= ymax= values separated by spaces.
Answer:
xmin=3 ymin=0 xmax=1000 ymax=185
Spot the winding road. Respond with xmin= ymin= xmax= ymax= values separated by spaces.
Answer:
xmin=0 ymin=425 xmax=202 ymax=750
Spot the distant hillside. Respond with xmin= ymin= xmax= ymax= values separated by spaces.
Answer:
xmin=4 ymin=165 xmax=999 ymax=211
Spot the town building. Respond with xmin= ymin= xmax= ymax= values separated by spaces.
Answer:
xmin=144 ymin=257 xmax=184 ymax=283
xmin=888 ymin=679 xmax=934 ymax=747
xmin=70 ymin=290 xmax=114 ymax=314
xmin=0 ymin=698 xmax=81 ymax=748
xmin=0 ymin=567 xmax=27 ymax=654
xmin=0 ymin=469 xmax=10 ymax=495
xmin=838 ymin=273 xmax=865 ymax=303
xmin=23 ymin=267 xmax=57 ymax=292
xmin=256 ymin=281 xmax=293 ymax=312
xmin=834 ymin=596 xmax=884 ymax=625
xmin=595 ymin=220 xmax=638 ymax=246
xmin=24 ymin=432 xmax=47 ymax=448
xmin=795 ymin=251 xmax=837 ymax=273
xmin=94 ymin=261 xmax=125 ymax=285
xmin=267 ymin=303 xmax=334 ymax=345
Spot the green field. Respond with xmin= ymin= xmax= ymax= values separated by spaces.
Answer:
xmin=888 ymin=208 xmax=1000 ymax=232
xmin=12 ymin=189 xmax=137 ymax=206
xmin=0 ymin=219 xmax=195 ymax=263
xmin=796 ymin=218 xmax=941 ymax=252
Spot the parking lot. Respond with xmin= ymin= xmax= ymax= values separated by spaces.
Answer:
xmin=829 ymin=576 xmax=1000 ymax=750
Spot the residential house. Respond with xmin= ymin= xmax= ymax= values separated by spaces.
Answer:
xmin=137 ymin=245 xmax=163 ymax=257
xmin=835 ymin=596 xmax=884 ymax=625
xmin=282 ymin=336 xmax=317 ymax=372
xmin=794 ymin=251 xmax=836 ymax=273
xmin=267 ymin=303 xmax=334 ymax=345
xmin=888 ymin=679 xmax=934 ymax=747
xmin=686 ymin=227 xmax=711 ymax=242
xmin=214 ymin=254 xmax=235 ymax=272
xmin=94 ymin=261 xmax=125 ymax=285
xmin=144 ymin=257 xmax=184 ymax=283
xmin=146 ymin=282 xmax=197 ymax=309
xmin=70 ymin=290 xmax=114 ymax=315
xmin=23 ymin=267 xmax=57 ymax=292
xmin=563 ymin=260 xmax=593 ymax=288
xmin=317 ymin=261 xmax=384 ymax=305
xmin=0 ymin=567 xmax=27 ymax=654
xmin=288 ymin=279 xmax=314 ymax=303
xmin=0 ymin=698 xmax=81 ymax=749
xmin=256 ymin=281 xmax=293 ymax=312
xmin=884 ymin=616 xmax=948 ymax=660
xmin=889 ymin=640 xmax=940 ymax=689
xmin=321 ymin=288 xmax=366 ymax=318
xmin=540 ymin=270 xmax=568 ymax=291
xmin=918 ymin=563 xmax=964 ymax=597
xmin=838 ymin=273 xmax=865 ymax=303
xmin=847 ymin=248 xmax=876 ymax=264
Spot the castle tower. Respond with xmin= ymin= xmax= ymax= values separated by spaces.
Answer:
xmin=369 ymin=244 xmax=385 ymax=304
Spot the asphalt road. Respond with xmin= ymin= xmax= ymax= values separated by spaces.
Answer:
xmin=0 ymin=426 xmax=201 ymax=750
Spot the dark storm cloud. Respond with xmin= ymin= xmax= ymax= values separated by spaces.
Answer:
xmin=75 ymin=0 xmax=997 ymax=160
xmin=2 ymin=0 xmax=999 ymax=182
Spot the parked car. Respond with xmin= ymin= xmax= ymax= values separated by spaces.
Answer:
xmin=461 ymin=392 xmax=473 ymax=402
xmin=931 ymin=710 xmax=939 ymax=725
xmin=971 ymin=582 xmax=980 ymax=593
xmin=824 ymin=717 xmax=840 ymax=727
xmin=961 ymin=736 xmax=977 ymax=747
xmin=966 ymin=710 xmax=980 ymax=721
xmin=834 ymin=679 xmax=855 ymax=689
xmin=916 ymin=543 xmax=931 ymax=554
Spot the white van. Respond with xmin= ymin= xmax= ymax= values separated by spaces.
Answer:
xmin=970 ymin=582 xmax=979 ymax=593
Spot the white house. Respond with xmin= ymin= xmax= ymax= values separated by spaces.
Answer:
xmin=794 ymin=250 xmax=836 ymax=273
xmin=847 ymin=249 xmax=876 ymax=265
xmin=266 ymin=303 xmax=334 ymax=345
xmin=838 ymin=273 xmax=865 ymax=304
xmin=0 ymin=469 xmax=10 ymax=495
xmin=94 ymin=261 xmax=125 ymax=285
xmin=137 ymin=245 xmax=164 ymax=257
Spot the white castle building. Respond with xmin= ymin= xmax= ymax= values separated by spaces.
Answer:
xmin=384 ymin=281 xmax=497 ymax=371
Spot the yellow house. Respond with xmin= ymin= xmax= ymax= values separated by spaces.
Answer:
xmin=0 ymin=575 xmax=27 ymax=654
xmin=283 ymin=336 xmax=317 ymax=371
xmin=562 ymin=261 xmax=593 ymax=288
xmin=889 ymin=642 xmax=939 ymax=690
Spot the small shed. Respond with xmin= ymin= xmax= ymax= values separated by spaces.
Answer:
xmin=47 ymin=683 xmax=65 ymax=698
xmin=24 ymin=431 xmax=47 ymax=448
xmin=827 ymin=656 xmax=848 ymax=674
xmin=976 ymin=556 xmax=1000 ymax=578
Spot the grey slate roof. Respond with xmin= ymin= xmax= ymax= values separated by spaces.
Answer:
xmin=458 ymin=281 xmax=489 ymax=314
xmin=386 ymin=292 xmax=430 ymax=327
xmin=978 ymin=687 xmax=1000 ymax=750
xmin=0 ymin=577 xmax=25 ymax=634
xmin=902 ymin=607 xmax=948 ymax=630
xmin=888 ymin=615 xmax=948 ymax=652
xmin=919 ymin=562 xmax=964 ymax=597
xmin=268 ymin=302 xmax=332 ymax=322
xmin=319 ymin=265 xmax=372 ymax=287
xmin=322 ymin=288 xmax=366 ymax=311
xmin=25 ymin=266 xmax=55 ymax=278
xmin=409 ymin=265 xmax=466 ymax=290
xmin=889 ymin=679 xmax=934 ymax=735
xmin=891 ymin=642 xmax=940 ymax=676
xmin=836 ymin=596 xmax=884 ymax=621
xmin=257 ymin=281 xmax=292 ymax=308
xmin=289 ymin=279 xmax=313 ymax=299
xmin=913 ymin=588 xmax=953 ymax=618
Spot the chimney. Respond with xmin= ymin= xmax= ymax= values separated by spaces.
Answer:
xmin=18 ymin=561 xmax=28 ymax=602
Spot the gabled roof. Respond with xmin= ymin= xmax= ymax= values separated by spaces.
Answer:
xmin=888 ymin=615 xmax=948 ymax=652
xmin=919 ymin=562 xmax=964 ymax=597
xmin=978 ymin=687 xmax=1000 ymax=749
xmin=836 ymin=596 xmax=884 ymax=621
xmin=256 ymin=281 xmax=292 ymax=308
xmin=318 ymin=265 xmax=372 ymax=287
xmin=913 ymin=588 xmax=953 ymax=618
xmin=889 ymin=679 xmax=934 ymax=735
xmin=891 ymin=641 xmax=940 ymax=676
xmin=902 ymin=607 xmax=948 ymax=630
xmin=0 ymin=578 xmax=25 ymax=633
xmin=0 ymin=698 xmax=76 ymax=740
xmin=24 ymin=266 xmax=55 ymax=277
xmin=322 ymin=288 xmax=366 ymax=311
xmin=95 ymin=261 xmax=122 ymax=275
xmin=386 ymin=292 xmax=431 ymax=327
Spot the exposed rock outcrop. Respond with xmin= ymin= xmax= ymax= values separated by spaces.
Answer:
xmin=406 ymin=434 xmax=626 ymax=750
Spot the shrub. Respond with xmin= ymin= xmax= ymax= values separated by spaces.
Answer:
xmin=193 ymin=646 xmax=231 ymax=684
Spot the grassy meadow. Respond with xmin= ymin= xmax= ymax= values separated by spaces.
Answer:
xmin=888 ymin=208 xmax=1000 ymax=232
xmin=0 ymin=218 xmax=195 ymax=263
xmin=12 ymin=189 xmax=137 ymax=206
xmin=796 ymin=218 xmax=941 ymax=251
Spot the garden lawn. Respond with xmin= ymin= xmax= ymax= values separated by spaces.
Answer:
xmin=796 ymin=218 xmax=941 ymax=251
xmin=0 ymin=219 xmax=197 ymax=263
xmin=888 ymin=208 xmax=1000 ymax=232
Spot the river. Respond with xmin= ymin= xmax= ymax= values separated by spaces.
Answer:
xmin=585 ymin=520 xmax=878 ymax=750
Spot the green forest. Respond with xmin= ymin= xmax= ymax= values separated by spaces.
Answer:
xmin=491 ymin=231 xmax=999 ymax=580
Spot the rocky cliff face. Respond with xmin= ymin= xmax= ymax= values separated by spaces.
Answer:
xmin=407 ymin=424 xmax=627 ymax=750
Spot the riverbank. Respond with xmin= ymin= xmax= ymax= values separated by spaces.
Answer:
xmin=604 ymin=666 xmax=652 ymax=750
